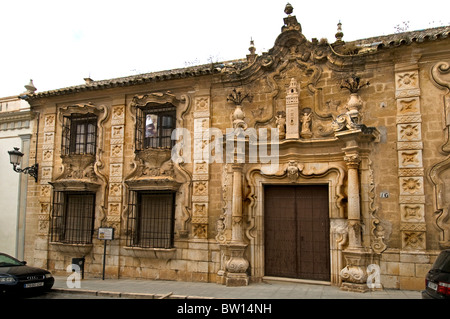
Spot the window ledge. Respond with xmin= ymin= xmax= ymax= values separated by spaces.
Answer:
xmin=122 ymin=246 xmax=176 ymax=259
xmin=49 ymin=242 xmax=93 ymax=255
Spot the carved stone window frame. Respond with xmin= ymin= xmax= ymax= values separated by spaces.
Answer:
xmin=58 ymin=102 xmax=108 ymax=158
xmin=52 ymin=102 xmax=109 ymax=245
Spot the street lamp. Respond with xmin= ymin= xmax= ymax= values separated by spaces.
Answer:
xmin=7 ymin=147 xmax=38 ymax=182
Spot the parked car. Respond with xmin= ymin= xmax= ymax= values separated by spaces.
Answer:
xmin=422 ymin=249 xmax=450 ymax=299
xmin=0 ymin=252 xmax=54 ymax=296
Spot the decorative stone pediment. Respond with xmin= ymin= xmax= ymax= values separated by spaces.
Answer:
xmin=58 ymin=101 xmax=108 ymax=127
xmin=130 ymin=91 xmax=183 ymax=108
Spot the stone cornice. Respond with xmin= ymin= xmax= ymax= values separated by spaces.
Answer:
xmin=0 ymin=110 xmax=33 ymax=122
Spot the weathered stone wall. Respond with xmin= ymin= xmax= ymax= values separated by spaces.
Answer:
xmin=22 ymin=12 xmax=450 ymax=291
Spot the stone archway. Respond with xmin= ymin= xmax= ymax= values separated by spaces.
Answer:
xmin=244 ymin=161 xmax=347 ymax=285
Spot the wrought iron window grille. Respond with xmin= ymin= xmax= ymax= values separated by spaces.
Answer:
xmin=126 ymin=190 xmax=175 ymax=249
xmin=135 ymin=103 xmax=176 ymax=151
xmin=62 ymin=113 xmax=98 ymax=156
xmin=50 ymin=191 xmax=96 ymax=244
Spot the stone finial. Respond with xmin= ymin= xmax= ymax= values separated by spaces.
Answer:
xmin=248 ymin=38 xmax=256 ymax=55
xmin=84 ymin=77 xmax=94 ymax=85
xmin=24 ymin=79 xmax=37 ymax=94
xmin=247 ymin=38 xmax=257 ymax=63
xmin=282 ymin=3 xmax=301 ymax=33
xmin=335 ymin=21 xmax=344 ymax=42
xmin=284 ymin=3 xmax=294 ymax=16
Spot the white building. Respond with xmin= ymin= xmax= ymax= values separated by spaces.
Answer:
xmin=0 ymin=90 xmax=35 ymax=259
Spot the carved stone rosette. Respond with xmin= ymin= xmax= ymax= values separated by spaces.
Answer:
xmin=108 ymin=100 xmax=125 ymax=225
xmin=192 ymin=96 xmax=211 ymax=239
xmin=38 ymin=113 xmax=57 ymax=236
xmin=395 ymin=64 xmax=426 ymax=250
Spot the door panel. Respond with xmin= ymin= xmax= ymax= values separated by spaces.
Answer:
xmin=264 ymin=185 xmax=330 ymax=281
xmin=264 ymin=186 xmax=297 ymax=278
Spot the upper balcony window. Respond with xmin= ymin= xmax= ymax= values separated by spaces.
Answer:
xmin=62 ymin=113 xmax=97 ymax=156
xmin=135 ymin=103 xmax=176 ymax=151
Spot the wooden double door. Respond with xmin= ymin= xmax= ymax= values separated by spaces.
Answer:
xmin=264 ymin=185 xmax=330 ymax=281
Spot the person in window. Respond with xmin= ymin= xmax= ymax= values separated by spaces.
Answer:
xmin=145 ymin=114 xmax=157 ymax=138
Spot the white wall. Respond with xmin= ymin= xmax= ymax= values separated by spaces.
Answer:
xmin=0 ymin=96 xmax=33 ymax=258
xmin=0 ymin=136 xmax=22 ymax=256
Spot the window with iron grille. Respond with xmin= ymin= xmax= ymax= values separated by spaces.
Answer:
xmin=50 ymin=191 xmax=96 ymax=244
xmin=126 ymin=190 xmax=175 ymax=248
xmin=135 ymin=103 xmax=176 ymax=151
xmin=62 ymin=113 xmax=97 ymax=155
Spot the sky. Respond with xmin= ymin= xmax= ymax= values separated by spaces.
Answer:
xmin=1 ymin=0 xmax=449 ymax=97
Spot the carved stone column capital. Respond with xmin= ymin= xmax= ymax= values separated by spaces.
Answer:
xmin=344 ymin=153 xmax=361 ymax=169
xmin=231 ymin=162 xmax=243 ymax=172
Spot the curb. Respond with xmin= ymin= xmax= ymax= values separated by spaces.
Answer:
xmin=51 ymin=288 xmax=215 ymax=299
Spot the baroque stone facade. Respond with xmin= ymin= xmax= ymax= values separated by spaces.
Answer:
xmin=19 ymin=5 xmax=450 ymax=291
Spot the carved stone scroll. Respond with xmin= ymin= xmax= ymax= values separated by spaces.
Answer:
xmin=429 ymin=61 xmax=450 ymax=248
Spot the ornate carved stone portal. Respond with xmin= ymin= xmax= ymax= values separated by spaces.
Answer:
xmin=215 ymin=5 xmax=381 ymax=290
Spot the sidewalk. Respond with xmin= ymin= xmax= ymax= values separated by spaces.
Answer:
xmin=51 ymin=276 xmax=422 ymax=299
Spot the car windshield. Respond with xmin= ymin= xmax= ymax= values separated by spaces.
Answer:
xmin=432 ymin=251 xmax=450 ymax=273
xmin=0 ymin=254 xmax=24 ymax=267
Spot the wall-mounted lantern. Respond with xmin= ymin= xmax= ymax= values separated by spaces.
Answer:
xmin=7 ymin=147 xmax=38 ymax=182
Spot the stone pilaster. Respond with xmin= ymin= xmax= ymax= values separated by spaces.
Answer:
xmin=35 ymin=113 xmax=56 ymax=267
xmin=192 ymin=96 xmax=210 ymax=238
xmin=39 ymin=113 xmax=56 ymax=231
xmin=108 ymin=99 xmax=125 ymax=225
xmin=395 ymin=64 xmax=426 ymax=250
